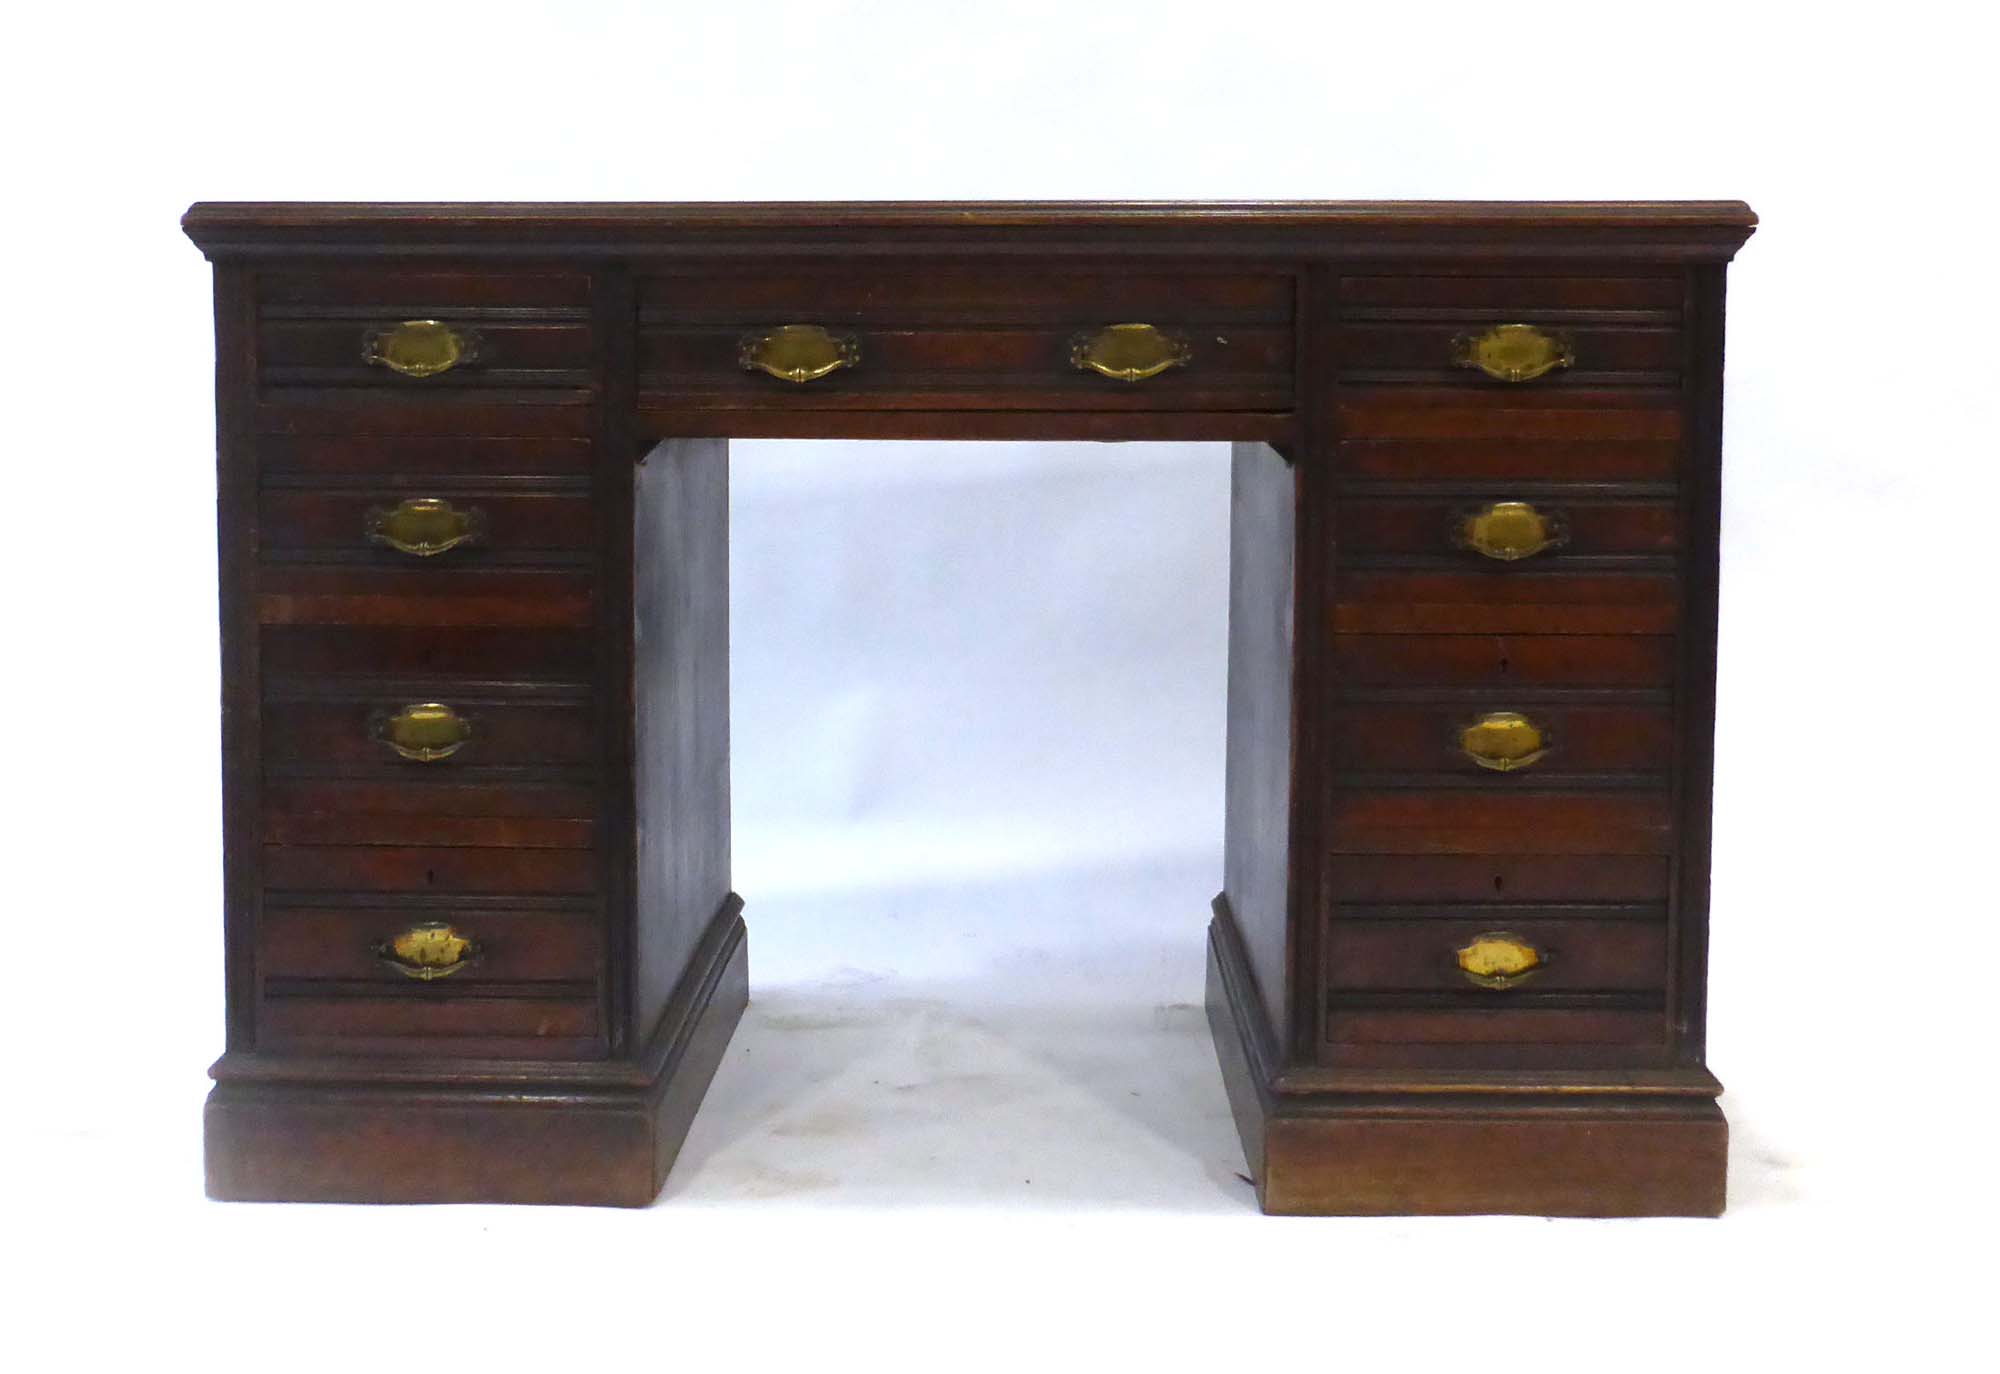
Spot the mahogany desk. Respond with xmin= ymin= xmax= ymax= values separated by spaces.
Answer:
xmin=183 ymin=201 xmax=1756 ymax=1213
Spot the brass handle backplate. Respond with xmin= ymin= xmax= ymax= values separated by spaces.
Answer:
xmin=1458 ymin=710 xmax=1550 ymax=772
xmin=1451 ymin=323 xmax=1574 ymax=382
xmin=372 ymin=702 xmax=473 ymax=763
xmin=363 ymin=319 xmax=483 ymax=378
xmin=739 ymin=324 xmax=861 ymax=382
xmin=365 ymin=497 xmax=486 ymax=557
xmin=374 ymin=922 xmax=481 ymax=981
xmin=1455 ymin=932 xmax=1548 ymax=990
xmin=1456 ymin=500 xmax=1567 ymax=561
xmin=1070 ymin=323 xmax=1191 ymax=381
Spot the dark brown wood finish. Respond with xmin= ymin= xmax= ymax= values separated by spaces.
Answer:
xmin=1223 ymin=440 xmax=1298 ymax=1044
xmin=187 ymin=202 xmax=1753 ymax=1213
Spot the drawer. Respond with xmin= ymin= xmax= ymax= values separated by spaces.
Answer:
xmin=1335 ymin=322 xmax=1682 ymax=385
xmin=257 ymin=269 xmax=594 ymax=393
xmin=261 ymin=904 xmax=600 ymax=984
xmin=262 ymin=627 xmax=595 ymax=682
xmin=263 ymin=693 xmax=595 ymax=774
xmin=262 ymin=813 xmax=594 ymax=848
xmin=638 ymin=266 xmax=1294 ymax=411
xmin=257 ymin=884 xmax=606 ymax=1052
xmin=1338 ymin=388 xmax=1681 ymax=443
xmin=260 ymin=319 xmax=594 ymax=388
xmin=1329 ymin=854 xmax=1670 ymax=903
xmin=1325 ymin=919 xmax=1666 ymax=993
xmin=1324 ymin=1004 xmax=1665 ymax=1051
xmin=256 ymin=567 xmax=594 ymax=628
xmin=1330 ymin=571 xmax=1677 ymax=635
xmin=263 ymin=844 xmax=597 ymax=895
xmin=257 ymin=435 xmax=594 ymax=478
xmin=1326 ymin=790 xmax=1674 ymax=856
xmin=1334 ymin=495 xmax=1678 ymax=559
xmin=264 ymin=778 xmax=597 ymax=820
xmin=1327 ymin=701 xmax=1674 ymax=777
xmin=1336 ymin=274 xmax=1685 ymax=314
xmin=258 ymin=990 xmax=602 ymax=1060
xmin=260 ymin=269 xmax=592 ymax=310
xmin=1339 ymin=438 xmax=1680 ymax=483
xmin=261 ymin=487 xmax=595 ymax=556
xmin=264 ymin=766 xmax=596 ymax=846
xmin=1332 ymin=634 xmax=1675 ymax=687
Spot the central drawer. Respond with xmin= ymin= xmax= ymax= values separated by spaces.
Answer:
xmin=638 ymin=265 xmax=1294 ymax=411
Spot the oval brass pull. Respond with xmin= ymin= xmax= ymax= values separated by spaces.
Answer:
xmin=1455 ymin=931 xmax=1548 ymax=990
xmin=365 ymin=497 xmax=487 ymax=557
xmin=362 ymin=319 xmax=482 ymax=378
xmin=1070 ymin=323 xmax=1191 ymax=381
xmin=1456 ymin=500 xmax=1566 ymax=561
xmin=1458 ymin=710 xmax=1550 ymax=772
xmin=372 ymin=702 xmax=473 ymax=763
xmin=738 ymin=324 xmax=861 ymax=382
xmin=1451 ymin=323 xmax=1574 ymax=382
xmin=374 ymin=922 xmax=481 ymax=981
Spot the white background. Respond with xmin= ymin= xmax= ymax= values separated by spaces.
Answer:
xmin=6 ymin=1 xmax=1993 ymax=1368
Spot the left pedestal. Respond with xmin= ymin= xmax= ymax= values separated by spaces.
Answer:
xmin=193 ymin=247 xmax=737 ymax=1203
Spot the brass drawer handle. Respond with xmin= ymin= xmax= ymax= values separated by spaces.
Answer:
xmin=1070 ymin=323 xmax=1191 ymax=381
xmin=1451 ymin=323 xmax=1573 ymax=382
xmin=739 ymin=324 xmax=861 ymax=382
xmin=365 ymin=497 xmax=486 ymax=557
xmin=362 ymin=319 xmax=483 ymax=378
xmin=1458 ymin=710 xmax=1550 ymax=772
xmin=1455 ymin=932 xmax=1548 ymax=990
xmin=372 ymin=702 xmax=473 ymax=762
xmin=1456 ymin=500 xmax=1566 ymax=561
xmin=373 ymin=922 xmax=481 ymax=981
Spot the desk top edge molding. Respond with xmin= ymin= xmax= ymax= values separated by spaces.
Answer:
xmin=182 ymin=199 xmax=1758 ymax=259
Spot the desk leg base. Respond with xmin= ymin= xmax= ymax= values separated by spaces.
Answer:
xmin=205 ymin=906 xmax=749 ymax=1207
xmin=1206 ymin=908 xmax=1726 ymax=1217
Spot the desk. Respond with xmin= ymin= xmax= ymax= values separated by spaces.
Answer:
xmin=183 ymin=201 xmax=1756 ymax=1213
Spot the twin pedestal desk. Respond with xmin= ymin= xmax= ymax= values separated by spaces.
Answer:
xmin=183 ymin=201 xmax=1756 ymax=1214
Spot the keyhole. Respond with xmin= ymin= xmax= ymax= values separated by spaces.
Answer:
xmin=1493 ymin=872 xmax=1506 ymax=894
xmin=425 ymin=868 xmax=437 ymax=887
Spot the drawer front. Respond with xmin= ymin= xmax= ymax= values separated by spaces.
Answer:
xmin=261 ymin=904 xmax=600 ymax=983
xmin=1331 ymin=633 xmax=1674 ymax=687
xmin=265 ymin=777 xmax=596 ymax=821
xmin=263 ymin=844 xmax=597 ymax=895
xmin=1329 ymin=855 xmax=1671 ymax=904
xmin=1335 ymin=322 xmax=1682 ymax=385
xmin=1328 ymin=701 xmax=1674 ymax=778
xmin=261 ymin=487 xmax=595 ymax=556
xmin=1335 ymin=495 xmax=1679 ymax=558
xmin=1327 ymin=790 xmax=1673 ymax=856
xmin=261 ymin=269 xmax=592 ymax=310
xmin=1338 ymin=388 xmax=1681 ymax=444
xmin=639 ymin=266 xmax=1294 ymax=411
xmin=262 ymin=627 xmax=596 ymax=682
xmin=258 ymin=994 xmax=602 ymax=1059
xmin=1323 ymin=1005 xmax=1665 ymax=1054
xmin=256 ymin=996 xmax=592 ymax=1056
xmin=1336 ymin=274 xmax=1685 ymax=313
xmin=257 ymin=435 xmax=595 ymax=477
xmin=257 ymin=268 xmax=594 ymax=395
xmin=261 ymin=320 xmax=594 ymax=388
xmin=1331 ymin=571 xmax=1677 ymax=635
xmin=263 ymin=692 xmax=595 ymax=774
xmin=1325 ymin=919 xmax=1666 ymax=993
xmin=257 ymin=567 xmax=594 ymax=628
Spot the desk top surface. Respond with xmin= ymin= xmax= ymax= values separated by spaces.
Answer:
xmin=182 ymin=200 xmax=1757 ymax=259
